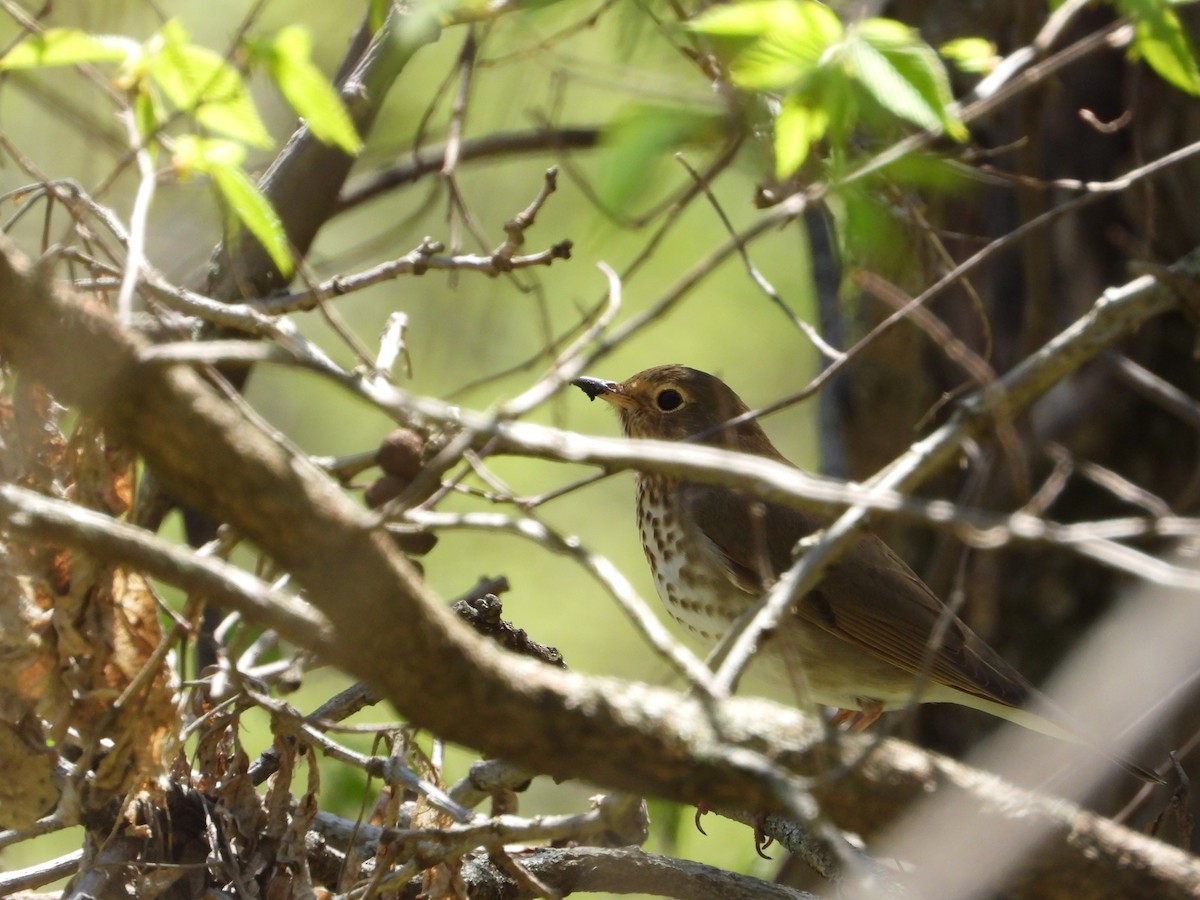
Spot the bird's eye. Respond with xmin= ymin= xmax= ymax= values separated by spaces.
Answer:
xmin=656 ymin=388 xmax=683 ymax=411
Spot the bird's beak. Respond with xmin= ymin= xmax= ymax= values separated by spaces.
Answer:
xmin=573 ymin=376 xmax=621 ymax=404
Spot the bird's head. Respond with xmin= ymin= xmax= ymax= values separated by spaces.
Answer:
xmin=573 ymin=364 xmax=782 ymax=459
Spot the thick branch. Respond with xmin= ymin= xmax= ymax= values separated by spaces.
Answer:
xmin=204 ymin=9 xmax=441 ymax=299
xmin=0 ymin=232 xmax=820 ymax=813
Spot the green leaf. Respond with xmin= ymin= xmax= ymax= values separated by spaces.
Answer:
xmin=834 ymin=178 xmax=909 ymax=272
xmin=774 ymin=96 xmax=828 ymax=177
xmin=690 ymin=0 xmax=838 ymax=41
xmin=1122 ymin=0 xmax=1200 ymax=95
xmin=692 ymin=0 xmax=842 ymax=91
xmin=172 ymin=134 xmax=246 ymax=174
xmin=939 ymin=37 xmax=999 ymax=74
xmin=173 ymin=136 xmax=291 ymax=275
xmin=0 ymin=28 xmax=137 ymax=69
xmin=254 ymin=26 xmax=362 ymax=154
xmin=147 ymin=21 xmax=273 ymax=148
xmin=601 ymin=105 xmax=724 ymax=209
xmin=846 ymin=19 xmax=967 ymax=140
xmin=132 ymin=90 xmax=162 ymax=163
xmin=210 ymin=162 xmax=293 ymax=275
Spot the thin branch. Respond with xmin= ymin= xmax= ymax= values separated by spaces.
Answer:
xmin=404 ymin=509 xmax=718 ymax=694
xmin=336 ymin=128 xmax=600 ymax=212
xmin=255 ymin=238 xmax=573 ymax=316
xmin=0 ymin=482 xmax=337 ymax=656
xmin=677 ymin=153 xmax=844 ymax=362
xmin=138 ymin=332 xmax=1200 ymax=591
xmin=114 ymin=109 xmax=155 ymax=326
xmin=357 ymin=793 xmax=656 ymax=897
xmin=499 ymin=261 xmax=622 ymax=419
xmin=254 ymin=691 xmax=476 ymax=824
xmin=0 ymin=850 xmax=84 ymax=895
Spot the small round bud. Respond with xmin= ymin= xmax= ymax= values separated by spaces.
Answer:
xmin=376 ymin=429 xmax=424 ymax=479
xmin=389 ymin=530 xmax=438 ymax=556
xmin=364 ymin=474 xmax=408 ymax=509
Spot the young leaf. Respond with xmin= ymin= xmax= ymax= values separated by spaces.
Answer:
xmin=253 ymin=26 xmax=362 ymax=155
xmin=690 ymin=0 xmax=839 ymax=42
xmin=210 ymin=162 xmax=293 ymax=275
xmin=174 ymin=136 xmax=292 ymax=276
xmin=1122 ymin=0 xmax=1200 ymax=96
xmin=847 ymin=19 xmax=967 ymax=140
xmin=774 ymin=96 xmax=828 ymax=177
xmin=132 ymin=90 xmax=162 ymax=164
xmin=147 ymin=21 xmax=273 ymax=148
xmin=939 ymin=37 xmax=999 ymax=75
xmin=692 ymin=0 xmax=843 ymax=91
xmin=172 ymin=134 xmax=245 ymax=176
xmin=0 ymin=28 xmax=137 ymax=69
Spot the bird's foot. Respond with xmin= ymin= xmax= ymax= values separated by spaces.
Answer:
xmin=753 ymin=812 xmax=774 ymax=859
xmin=695 ymin=804 xmax=775 ymax=859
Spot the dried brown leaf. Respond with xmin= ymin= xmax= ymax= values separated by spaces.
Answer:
xmin=67 ymin=418 xmax=135 ymax=516
xmin=0 ymin=718 xmax=58 ymax=829
xmin=0 ymin=562 xmax=54 ymax=720
xmin=82 ymin=568 xmax=178 ymax=798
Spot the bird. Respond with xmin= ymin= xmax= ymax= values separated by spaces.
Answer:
xmin=574 ymin=364 xmax=1163 ymax=784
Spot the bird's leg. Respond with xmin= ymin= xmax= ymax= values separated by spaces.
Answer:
xmin=849 ymin=700 xmax=884 ymax=731
xmin=828 ymin=708 xmax=858 ymax=728
xmin=829 ymin=700 xmax=885 ymax=731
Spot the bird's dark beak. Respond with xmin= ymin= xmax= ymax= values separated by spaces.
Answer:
xmin=573 ymin=376 xmax=619 ymax=402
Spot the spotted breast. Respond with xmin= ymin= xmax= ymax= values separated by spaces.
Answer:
xmin=636 ymin=473 xmax=744 ymax=644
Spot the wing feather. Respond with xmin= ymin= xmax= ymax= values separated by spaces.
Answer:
xmin=682 ymin=483 xmax=1034 ymax=709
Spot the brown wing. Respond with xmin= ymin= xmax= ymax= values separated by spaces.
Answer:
xmin=682 ymin=483 xmax=1035 ymax=709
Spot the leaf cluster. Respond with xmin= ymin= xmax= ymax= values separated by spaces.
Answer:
xmin=0 ymin=19 xmax=363 ymax=276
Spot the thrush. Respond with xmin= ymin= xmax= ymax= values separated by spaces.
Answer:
xmin=574 ymin=364 xmax=1162 ymax=784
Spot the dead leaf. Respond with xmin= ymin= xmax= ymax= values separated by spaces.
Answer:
xmin=0 ymin=718 xmax=58 ymax=829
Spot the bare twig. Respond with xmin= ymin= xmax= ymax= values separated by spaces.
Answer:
xmin=404 ymin=509 xmax=718 ymax=694
xmin=0 ymin=482 xmax=336 ymax=654
xmin=256 ymin=238 xmax=573 ymax=315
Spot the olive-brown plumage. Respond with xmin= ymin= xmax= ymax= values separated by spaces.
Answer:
xmin=575 ymin=364 xmax=1161 ymax=784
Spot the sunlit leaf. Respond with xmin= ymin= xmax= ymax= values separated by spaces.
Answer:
xmin=251 ymin=26 xmax=361 ymax=154
xmin=0 ymin=28 xmax=137 ymax=69
xmin=847 ymin=19 xmax=967 ymax=140
xmin=147 ymin=20 xmax=273 ymax=147
xmin=132 ymin=90 xmax=161 ymax=163
xmin=209 ymin=163 xmax=293 ymax=276
xmin=939 ymin=37 xmax=999 ymax=74
xmin=690 ymin=0 xmax=838 ymax=41
xmin=171 ymin=135 xmax=288 ymax=274
xmin=774 ymin=96 xmax=828 ymax=177
xmin=172 ymin=134 xmax=246 ymax=177
xmin=1121 ymin=0 xmax=1200 ymax=95
xmin=693 ymin=0 xmax=843 ymax=91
